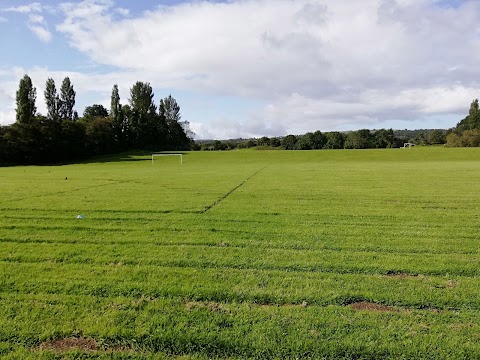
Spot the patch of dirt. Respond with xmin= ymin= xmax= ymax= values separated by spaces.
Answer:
xmin=445 ymin=280 xmax=458 ymax=289
xmin=38 ymin=337 xmax=100 ymax=352
xmin=38 ymin=337 xmax=133 ymax=354
xmin=350 ymin=301 xmax=396 ymax=312
xmin=185 ymin=301 xmax=231 ymax=313
xmin=109 ymin=261 xmax=124 ymax=267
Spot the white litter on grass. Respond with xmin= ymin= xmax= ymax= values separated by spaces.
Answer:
xmin=76 ymin=214 xmax=85 ymax=219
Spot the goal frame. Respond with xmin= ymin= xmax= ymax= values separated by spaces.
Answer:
xmin=151 ymin=153 xmax=183 ymax=164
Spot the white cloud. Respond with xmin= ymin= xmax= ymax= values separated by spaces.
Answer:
xmin=189 ymin=122 xmax=216 ymax=140
xmin=115 ymin=7 xmax=129 ymax=17
xmin=2 ymin=3 xmax=42 ymax=14
xmin=25 ymin=13 xmax=52 ymax=42
xmin=1 ymin=2 xmax=52 ymax=42
xmin=55 ymin=0 xmax=480 ymax=89
xmin=257 ymin=85 xmax=477 ymax=134
xmin=0 ymin=16 xmax=7 ymax=23
xmin=199 ymin=116 xmax=288 ymax=140
xmin=28 ymin=25 xmax=52 ymax=42
xmin=0 ymin=73 xmax=17 ymax=125
xmin=3 ymin=0 xmax=480 ymax=138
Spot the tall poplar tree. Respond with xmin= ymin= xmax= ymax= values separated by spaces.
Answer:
xmin=110 ymin=84 xmax=121 ymax=124
xmin=15 ymin=74 xmax=37 ymax=125
xmin=59 ymin=77 xmax=76 ymax=120
xmin=44 ymin=78 xmax=59 ymax=121
xmin=110 ymin=84 xmax=126 ymax=146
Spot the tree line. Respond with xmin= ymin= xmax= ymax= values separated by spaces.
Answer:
xmin=197 ymin=128 xmax=448 ymax=151
xmin=2 ymin=74 xmax=478 ymax=165
xmin=200 ymin=98 xmax=480 ymax=151
xmin=0 ymin=75 xmax=192 ymax=165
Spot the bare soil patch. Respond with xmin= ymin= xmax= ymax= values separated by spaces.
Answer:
xmin=38 ymin=337 xmax=100 ymax=352
xmin=185 ymin=301 xmax=231 ymax=313
xmin=37 ymin=337 xmax=133 ymax=354
xmin=445 ymin=280 xmax=458 ymax=288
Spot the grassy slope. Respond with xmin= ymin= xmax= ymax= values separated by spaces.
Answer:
xmin=0 ymin=147 xmax=479 ymax=359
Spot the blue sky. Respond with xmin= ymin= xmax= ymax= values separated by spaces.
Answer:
xmin=1 ymin=0 xmax=479 ymax=139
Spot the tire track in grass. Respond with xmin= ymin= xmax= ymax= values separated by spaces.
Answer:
xmin=200 ymin=166 xmax=268 ymax=213
xmin=2 ymin=256 xmax=479 ymax=277
xmin=1 ymin=236 xmax=480 ymax=256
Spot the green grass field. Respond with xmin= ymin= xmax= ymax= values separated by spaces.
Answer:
xmin=1 ymin=147 xmax=480 ymax=359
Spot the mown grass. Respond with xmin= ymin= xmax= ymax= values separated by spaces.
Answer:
xmin=1 ymin=147 xmax=480 ymax=359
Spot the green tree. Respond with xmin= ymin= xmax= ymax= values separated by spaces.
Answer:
xmin=428 ymin=129 xmax=446 ymax=145
xmin=130 ymin=82 xmax=156 ymax=116
xmin=446 ymin=132 xmax=462 ymax=147
xmin=85 ymin=117 xmax=115 ymax=154
xmin=129 ymin=82 xmax=158 ymax=148
xmin=83 ymin=104 xmax=108 ymax=119
xmin=15 ymin=75 xmax=37 ymax=125
xmin=414 ymin=131 xmax=428 ymax=145
xmin=296 ymin=133 xmax=313 ymax=150
xmin=58 ymin=120 xmax=86 ymax=160
xmin=310 ymin=130 xmax=325 ymax=149
xmin=461 ymin=129 xmax=480 ymax=147
xmin=344 ymin=129 xmax=372 ymax=149
xmin=44 ymin=78 xmax=59 ymax=122
xmin=110 ymin=84 xmax=125 ymax=145
xmin=269 ymin=137 xmax=281 ymax=147
xmin=373 ymin=129 xmax=396 ymax=148
xmin=159 ymin=94 xmax=191 ymax=150
xmin=456 ymin=99 xmax=480 ymax=132
xmin=110 ymin=84 xmax=121 ymax=125
xmin=323 ymin=132 xmax=344 ymax=149
xmin=59 ymin=77 xmax=76 ymax=120
xmin=159 ymin=94 xmax=180 ymax=123
xmin=238 ymin=139 xmax=256 ymax=149
xmin=213 ymin=140 xmax=227 ymax=150
xmin=282 ymin=135 xmax=298 ymax=150
xmin=257 ymin=136 xmax=270 ymax=146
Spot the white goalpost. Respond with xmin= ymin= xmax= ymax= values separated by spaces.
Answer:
xmin=151 ymin=153 xmax=183 ymax=164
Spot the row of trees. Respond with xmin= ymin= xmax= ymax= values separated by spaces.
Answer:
xmin=0 ymin=75 xmax=192 ymax=165
xmin=4 ymin=76 xmax=478 ymax=164
xmin=198 ymin=99 xmax=480 ymax=151
xmin=198 ymin=128 xmax=444 ymax=151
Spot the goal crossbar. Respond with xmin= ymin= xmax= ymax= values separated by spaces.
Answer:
xmin=151 ymin=154 xmax=183 ymax=164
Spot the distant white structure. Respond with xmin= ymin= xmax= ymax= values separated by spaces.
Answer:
xmin=402 ymin=143 xmax=415 ymax=149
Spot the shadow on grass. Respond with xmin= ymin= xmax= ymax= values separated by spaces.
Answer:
xmin=80 ymin=151 xmax=189 ymax=164
xmin=0 ymin=150 xmax=190 ymax=167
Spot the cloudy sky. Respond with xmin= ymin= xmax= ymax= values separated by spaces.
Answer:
xmin=0 ymin=0 xmax=479 ymax=139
